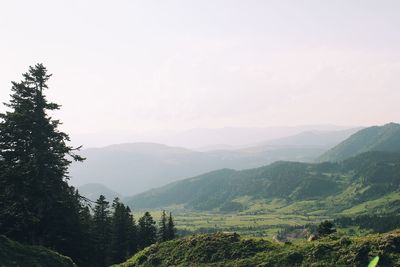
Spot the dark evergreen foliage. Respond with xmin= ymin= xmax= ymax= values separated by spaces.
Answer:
xmin=335 ymin=214 xmax=400 ymax=233
xmin=127 ymin=207 xmax=138 ymax=256
xmin=0 ymin=65 xmax=174 ymax=266
xmin=167 ymin=212 xmax=176 ymax=241
xmin=92 ymin=195 xmax=111 ymax=267
xmin=317 ymin=220 xmax=336 ymax=236
xmin=157 ymin=210 xmax=168 ymax=242
xmin=110 ymin=198 xmax=137 ymax=264
xmin=0 ymin=64 xmax=85 ymax=262
xmin=138 ymin=212 xmax=157 ymax=249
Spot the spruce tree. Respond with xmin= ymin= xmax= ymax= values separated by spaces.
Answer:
xmin=157 ymin=210 xmax=168 ymax=242
xmin=92 ymin=195 xmax=111 ymax=267
xmin=138 ymin=211 xmax=157 ymax=249
xmin=76 ymin=204 xmax=95 ymax=267
xmin=127 ymin=207 xmax=138 ymax=255
xmin=0 ymin=64 xmax=84 ymax=247
xmin=167 ymin=212 xmax=176 ymax=240
xmin=110 ymin=198 xmax=133 ymax=264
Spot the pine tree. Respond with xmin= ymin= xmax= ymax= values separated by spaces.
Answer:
xmin=157 ymin=210 xmax=168 ymax=242
xmin=127 ymin=207 xmax=138 ymax=256
xmin=92 ymin=195 xmax=111 ymax=267
xmin=110 ymin=198 xmax=133 ymax=264
xmin=167 ymin=212 xmax=176 ymax=240
xmin=0 ymin=64 xmax=84 ymax=247
xmin=76 ymin=204 xmax=95 ymax=267
xmin=138 ymin=211 xmax=157 ymax=249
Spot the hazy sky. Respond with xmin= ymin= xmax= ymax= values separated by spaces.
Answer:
xmin=1 ymin=1 xmax=399 ymax=140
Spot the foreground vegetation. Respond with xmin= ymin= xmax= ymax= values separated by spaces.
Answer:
xmin=0 ymin=235 xmax=76 ymax=267
xmin=114 ymin=231 xmax=400 ymax=267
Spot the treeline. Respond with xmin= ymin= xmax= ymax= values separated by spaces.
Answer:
xmin=334 ymin=214 xmax=400 ymax=233
xmin=85 ymin=195 xmax=176 ymax=266
xmin=0 ymin=64 xmax=175 ymax=267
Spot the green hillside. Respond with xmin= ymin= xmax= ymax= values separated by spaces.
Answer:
xmin=318 ymin=123 xmax=400 ymax=162
xmin=125 ymin=151 xmax=400 ymax=215
xmin=0 ymin=235 xmax=76 ymax=267
xmin=114 ymin=231 xmax=400 ymax=267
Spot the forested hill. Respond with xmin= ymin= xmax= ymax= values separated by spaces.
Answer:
xmin=318 ymin=122 xmax=400 ymax=162
xmin=125 ymin=151 xmax=400 ymax=213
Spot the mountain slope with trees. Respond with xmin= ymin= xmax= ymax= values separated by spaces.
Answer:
xmin=318 ymin=123 xmax=400 ymax=162
xmin=125 ymin=151 xmax=400 ymax=215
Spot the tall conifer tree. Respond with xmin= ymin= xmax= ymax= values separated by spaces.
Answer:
xmin=138 ymin=211 xmax=157 ymax=249
xmin=0 ymin=64 xmax=84 ymax=247
xmin=157 ymin=210 xmax=168 ymax=242
xmin=167 ymin=212 xmax=176 ymax=240
xmin=92 ymin=195 xmax=111 ymax=267
xmin=110 ymin=198 xmax=133 ymax=264
xmin=127 ymin=207 xmax=138 ymax=255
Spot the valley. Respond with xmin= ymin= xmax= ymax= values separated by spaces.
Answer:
xmin=77 ymin=123 xmax=400 ymax=242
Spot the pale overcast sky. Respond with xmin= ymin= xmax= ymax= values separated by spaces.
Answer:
xmin=1 ymin=1 xmax=399 ymax=140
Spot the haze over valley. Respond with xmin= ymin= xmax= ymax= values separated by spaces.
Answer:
xmin=71 ymin=126 xmax=360 ymax=195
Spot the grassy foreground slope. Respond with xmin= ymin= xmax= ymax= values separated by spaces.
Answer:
xmin=114 ymin=232 xmax=400 ymax=267
xmin=0 ymin=235 xmax=76 ymax=267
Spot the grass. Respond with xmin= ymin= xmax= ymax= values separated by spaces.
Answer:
xmin=133 ymin=199 xmax=328 ymax=237
xmin=132 ymin=185 xmax=400 ymax=238
xmin=114 ymin=230 xmax=400 ymax=267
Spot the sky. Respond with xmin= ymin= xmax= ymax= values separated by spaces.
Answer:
xmin=1 ymin=0 xmax=399 ymax=146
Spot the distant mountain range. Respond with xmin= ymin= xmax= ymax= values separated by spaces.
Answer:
xmin=77 ymin=183 xmax=121 ymax=202
xmin=70 ymin=127 xmax=359 ymax=195
xmin=70 ymin=125 xmax=354 ymax=149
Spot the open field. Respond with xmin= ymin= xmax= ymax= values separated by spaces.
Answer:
xmin=132 ymin=188 xmax=400 ymax=238
xmin=133 ymin=199 xmax=331 ymax=237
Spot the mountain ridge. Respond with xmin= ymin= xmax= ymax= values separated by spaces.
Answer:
xmin=318 ymin=122 xmax=400 ymax=162
xmin=69 ymin=128 xmax=358 ymax=195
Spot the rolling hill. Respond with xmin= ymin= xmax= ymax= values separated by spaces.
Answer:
xmin=125 ymin=151 xmax=400 ymax=215
xmin=318 ymin=122 xmax=400 ymax=162
xmin=114 ymin=231 xmax=400 ymax=267
xmin=69 ymin=129 xmax=358 ymax=195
